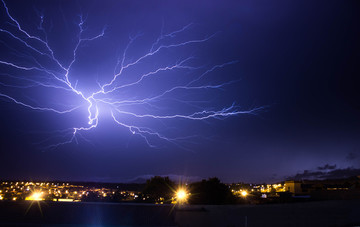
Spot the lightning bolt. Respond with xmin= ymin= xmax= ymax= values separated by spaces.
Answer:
xmin=0 ymin=1 xmax=261 ymax=150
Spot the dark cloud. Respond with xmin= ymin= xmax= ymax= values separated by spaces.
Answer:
xmin=288 ymin=170 xmax=324 ymax=180
xmin=126 ymin=174 xmax=202 ymax=184
xmin=287 ymin=167 xmax=360 ymax=181
xmin=326 ymin=168 xmax=360 ymax=179
xmin=317 ymin=164 xmax=337 ymax=170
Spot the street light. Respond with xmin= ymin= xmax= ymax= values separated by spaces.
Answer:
xmin=176 ymin=188 xmax=188 ymax=203
xmin=26 ymin=191 xmax=44 ymax=201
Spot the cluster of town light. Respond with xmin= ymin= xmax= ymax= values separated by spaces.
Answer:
xmin=174 ymin=188 xmax=247 ymax=204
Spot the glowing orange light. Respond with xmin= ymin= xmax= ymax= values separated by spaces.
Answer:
xmin=176 ymin=189 xmax=188 ymax=202
xmin=26 ymin=192 xmax=43 ymax=201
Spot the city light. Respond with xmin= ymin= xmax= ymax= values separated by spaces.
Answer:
xmin=32 ymin=192 xmax=42 ymax=201
xmin=241 ymin=191 xmax=248 ymax=197
xmin=26 ymin=192 xmax=44 ymax=201
xmin=176 ymin=189 xmax=188 ymax=203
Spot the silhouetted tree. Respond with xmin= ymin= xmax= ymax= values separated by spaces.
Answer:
xmin=142 ymin=176 xmax=175 ymax=203
xmin=188 ymin=177 xmax=237 ymax=205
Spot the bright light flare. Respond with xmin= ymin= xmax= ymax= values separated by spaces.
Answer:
xmin=176 ymin=188 xmax=188 ymax=202
xmin=26 ymin=192 xmax=44 ymax=201
xmin=241 ymin=191 xmax=248 ymax=197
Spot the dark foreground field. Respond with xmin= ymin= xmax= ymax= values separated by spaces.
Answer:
xmin=0 ymin=200 xmax=359 ymax=227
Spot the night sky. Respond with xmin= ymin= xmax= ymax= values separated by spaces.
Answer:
xmin=0 ymin=0 xmax=359 ymax=183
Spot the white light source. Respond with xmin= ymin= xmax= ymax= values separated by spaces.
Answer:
xmin=176 ymin=189 xmax=188 ymax=202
